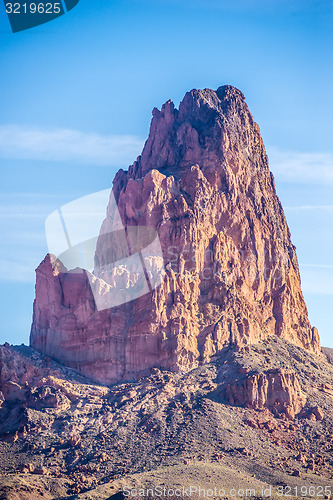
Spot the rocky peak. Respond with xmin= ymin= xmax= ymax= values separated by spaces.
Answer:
xmin=128 ymin=86 xmax=252 ymax=182
xmin=30 ymin=86 xmax=320 ymax=385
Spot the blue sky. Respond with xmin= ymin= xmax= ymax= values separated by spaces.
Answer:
xmin=0 ymin=0 xmax=332 ymax=347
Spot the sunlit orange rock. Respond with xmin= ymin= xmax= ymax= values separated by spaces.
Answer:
xmin=30 ymin=86 xmax=320 ymax=385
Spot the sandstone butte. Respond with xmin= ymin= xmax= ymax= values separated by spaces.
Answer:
xmin=30 ymin=85 xmax=320 ymax=385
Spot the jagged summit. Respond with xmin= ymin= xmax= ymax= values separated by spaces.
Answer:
xmin=30 ymin=86 xmax=320 ymax=385
xmin=127 ymin=85 xmax=250 ymax=181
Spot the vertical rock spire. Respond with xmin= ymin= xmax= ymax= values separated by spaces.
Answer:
xmin=30 ymin=86 xmax=320 ymax=385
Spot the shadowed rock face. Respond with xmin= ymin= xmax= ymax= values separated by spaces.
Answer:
xmin=224 ymin=368 xmax=307 ymax=417
xmin=30 ymin=85 xmax=320 ymax=385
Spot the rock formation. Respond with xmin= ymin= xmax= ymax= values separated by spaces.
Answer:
xmin=30 ymin=85 xmax=320 ymax=385
xmin=1 ymin=337 xmax=333 ymax=498
xmin=225 ymin=368 xmax=306 ymax=417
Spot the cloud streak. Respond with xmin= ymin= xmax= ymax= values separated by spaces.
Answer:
xmin=267 ymin=147 xmax=333 ymax=185
xmin=301 ymin=264 xmax=333 ymax=269
xmin=285 ymin=205 xmax=333 ymax=211
xmin=300 ymin=265 xmax=333 ymax=295
xmin=0 ymin=125 xmax=144 ymax=166
xmin=1 ymin=126 xmax=332 ymax=184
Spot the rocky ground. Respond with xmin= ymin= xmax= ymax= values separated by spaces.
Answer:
xmin=0 ymin=339 xmax=333 ymax=499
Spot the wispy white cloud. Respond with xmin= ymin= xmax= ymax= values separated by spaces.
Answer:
xmin=300 ymin=265 xmax=333 ymax=295
xmin=0 ymin=225 xmax=47 ymax=282
xmin=301 ymin=264 xmax=333 ymax=269
xmin=267 ymin=147 xmax=333 ymax=185
xmin=285 ymin=205 xmax=333 ymax=211
xmin=0 ymin=257 xmax=41 ymax=283
xmin=0 ymin=125 xmax=144 ymax=166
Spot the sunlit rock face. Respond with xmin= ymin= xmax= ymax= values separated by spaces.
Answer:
xmin=30 ymin=85 xmax=320 ymax=385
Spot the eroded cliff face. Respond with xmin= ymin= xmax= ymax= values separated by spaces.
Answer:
xmin=30 ymin=85 xmax=320 ymax=385
xmin=225 ymin=368 xmax=307 ymax=418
